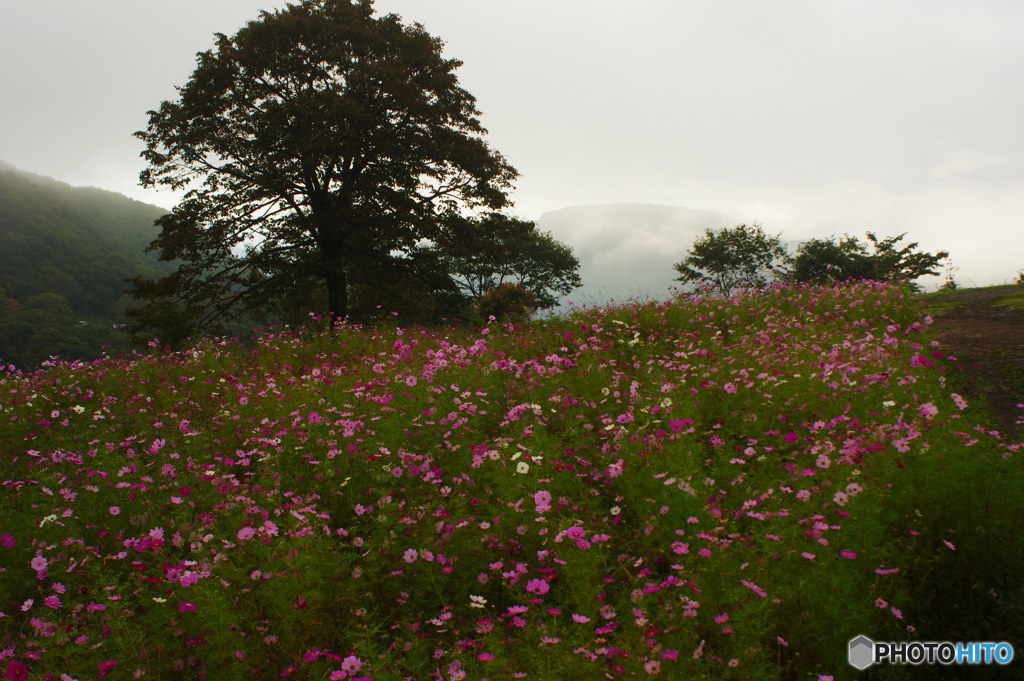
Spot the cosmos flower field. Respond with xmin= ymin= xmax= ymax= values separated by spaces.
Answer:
xmin=2 ymin=282 xmax=1022 ymax=680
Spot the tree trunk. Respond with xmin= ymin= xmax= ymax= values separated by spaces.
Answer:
xmin=326 ymin=265 xmax=347 ymax=323
xmin=313 ymin=195 xmax=349 ymax=323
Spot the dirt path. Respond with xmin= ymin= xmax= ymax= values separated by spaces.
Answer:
xmin=928 ymin=286 xmax=1024 ymax=440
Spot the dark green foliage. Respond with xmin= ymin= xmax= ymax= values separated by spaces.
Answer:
xmin=413 ymin=213 xmax=581 ymax=310
xmin=672 ymin=223 xmax=788 ymax=297
xmin=130 ymin=0 xmax=518 ymax=334
xmin=0 ymin=168 xmax=170 ymax=317
xmin=475 ymin=282 xmax=538 ymax=323
xmin=789 ymin=232 xmax=949 ymax=288
xmin=0 ymin=167 xmax=173 ymax=368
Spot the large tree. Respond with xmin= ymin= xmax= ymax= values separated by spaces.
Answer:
xmin=130 ymin=0 xmax=517 ymax=329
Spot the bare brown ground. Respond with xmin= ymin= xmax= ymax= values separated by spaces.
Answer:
xmin=930 ymin=287 xmax=1024 ymax=440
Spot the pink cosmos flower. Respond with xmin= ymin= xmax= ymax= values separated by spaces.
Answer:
xmin=741 ymin=579 xmax=767 ymax=597
xmin=526 ymin=579 xmax=549 ymax=595
xmin=403 ymin=548 xmax=418 ymax=563
xmin=108 ymin=506 xmax=120 ymax=516
xmin=341 ymin=655 xmax=362 ymax=673
xmin=669 ymin=418 xmax=694 ymax=432
xmin=565 ymin=526 xmax=586 ymax=540
xmin=30 ymin=556 xmax=47 ymax=571
xmin=236 ymin=527 xmax=256 ymax=541
xmin=572 ymin=613 xmax=590 ymax=623
xmin=97 ymin=660 xmax=118 ymax=680
xmin=1 ymin=533 xmax=14 ymax=547
xmin=4 ymin=659 xmax=28 ymax=681
xmin=919 ymin=402 xmax=939 ymax=419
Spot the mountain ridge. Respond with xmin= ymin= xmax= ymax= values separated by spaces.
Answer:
xmin=0 ymin=160 xmax=173 ymax=367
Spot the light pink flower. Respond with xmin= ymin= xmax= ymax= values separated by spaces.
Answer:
xmin=526 ymin=579 xmax=549 ymax=595
xmin=341 ymin=655 xmax=362 ymax=673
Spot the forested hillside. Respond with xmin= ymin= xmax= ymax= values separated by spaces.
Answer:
xmin=0 ymin=162 xmax=172 ymax=367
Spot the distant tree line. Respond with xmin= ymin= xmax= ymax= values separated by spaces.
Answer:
xmin=673 ymin=223 xmax=949 ymax=297
xmin=0 ymin=289 xmax=132 ymax=368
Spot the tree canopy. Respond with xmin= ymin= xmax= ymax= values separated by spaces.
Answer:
xmin=130 ymin=0 xmax=518 ymax=332
xmin=789 ymin=232 xmax=949 ymax=288
xmin=672 ymin=223 xmax=788 ymax=297
xmin=414 ymin=213 xmax=581 ymax=310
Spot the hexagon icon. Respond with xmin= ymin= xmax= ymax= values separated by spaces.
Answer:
xmin=849 ymin=635 xmax=875 ymax=670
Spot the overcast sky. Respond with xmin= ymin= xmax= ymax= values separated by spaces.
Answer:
xmin=2 ymin=0 xmax=1022 ymax=290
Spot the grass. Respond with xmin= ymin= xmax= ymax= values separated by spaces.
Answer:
xmin=921 ymin=283 xmax=1024 ymax=315
xmin=992 ymin=290 xmax=1024 ymax=312
xmin=1 ymin=281 xmax=1023 ymax=680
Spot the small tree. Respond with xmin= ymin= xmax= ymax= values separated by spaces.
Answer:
xmin=939 ymin=264 xmax=959 ymax=292
xmin=415 ymin=213 xmax=581 ymax=310
xmin=790 ymin=232 xmax=948 ymax=289
xmin=672 ymin=223 xmax=788 ymax=297
xmin=476 ymin=283 xmax=537 ymax=323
